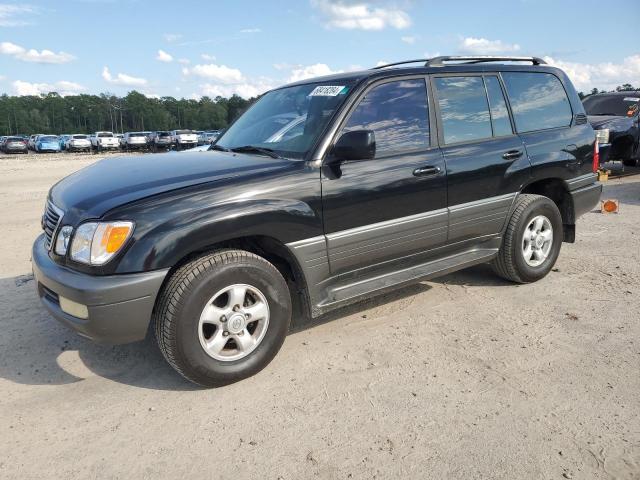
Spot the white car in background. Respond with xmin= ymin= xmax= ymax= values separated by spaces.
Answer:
xmin=90 ymin=131 xmax=120 ymax=151
xmin=28 ymin=134 xmax=43 ymax=150
xmin=65 ymin=134 xmax=92 ymax=152
xmin=122 ymin=132 xmax=149 ymax=151
xmin=170 ymin=129 xmax=198 ymax=150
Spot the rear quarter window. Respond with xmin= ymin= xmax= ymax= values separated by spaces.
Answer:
xmin=502 ymin=72 xmax=572 ymax=133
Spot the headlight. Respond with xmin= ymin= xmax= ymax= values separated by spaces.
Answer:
xmin=595 ymin=128 xmax=610 ymax=144
xmin=70 ymin=221 xmax=134 ymax=265
xmin=54 ymin=226 xmax=73 ymax=255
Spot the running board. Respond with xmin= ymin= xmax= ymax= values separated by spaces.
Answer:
xmin=320 ymin=248 xmax=498 ymax=309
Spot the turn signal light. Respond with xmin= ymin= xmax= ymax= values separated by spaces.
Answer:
xmin=100 ymin=225 xmax=132 ymax=253
xmin=601 ymin=199 xmax=619 ymax=214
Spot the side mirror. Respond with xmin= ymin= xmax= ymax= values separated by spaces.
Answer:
xmin=332 ymin=130 xmax=376 ymax=161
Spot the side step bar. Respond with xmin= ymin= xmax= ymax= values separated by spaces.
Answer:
xmin=320 ymin=248 xmax=498 ymax=309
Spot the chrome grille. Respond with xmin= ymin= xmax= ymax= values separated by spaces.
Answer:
xmin=42 ymin=201 xmax=63 ymax=250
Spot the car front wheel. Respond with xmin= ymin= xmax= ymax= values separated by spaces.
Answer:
xmin=154 ymin=249 xmax=292 ymax=387
xmin=492 ymin=194 xmax=563 ymax=283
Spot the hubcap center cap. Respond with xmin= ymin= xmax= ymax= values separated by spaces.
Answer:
xmin=226 ymin=314 xmax=246 ymax=334
xmin=535 ymin=236 xmax=544 ymax=248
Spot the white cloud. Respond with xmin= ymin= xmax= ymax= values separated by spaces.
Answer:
xmin=0 ymin=4 xmax=38 ymax=27
xmin=12 ymin=79 xmax=86 ymax=96
xmin=163 ymin=33 xmax=182 ymax=43
xmin=401 ymin=35 xmax=417 ymax=45
xmin=156 ymin=49 xmax=173 ymax=62
xmin=239 ymin=28 xmax=261 ymax=33
xmin=200 ymin=80 xmax=272 ymax=99
xmin=459 ymin=37 xmax=521 ymax=54
xmin=200 ymin=53 xmax=216 ymax=61
xmin=102 ymin=66 xmax=148 ymax=87
xmin=183 ymin=63 xmax=244 ymax=84
xmin=458 ymin=37 xmax=520 ymax=55
xmin=544 ymin=54 xmax=640 ymax=92
xmin=288 ymin=63 xmax=343 ymax=82
xmin=0 ymin=41 xmax=75 ymax=64
xmin=312 ymin=0 xmax=411 ymax=30
xmin=178 ymin=58 xmax=190 ymax=64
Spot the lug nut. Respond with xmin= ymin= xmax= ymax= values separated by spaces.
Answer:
xmin=238 ymin=331 xmax=244 ymax=336
xmin=220 ymin=315 xmax=227 ymax=322
xmin=222 ymin=331 xmax=229 ymax=337
xmin=233 ymin=305 xmax=240 ymax=312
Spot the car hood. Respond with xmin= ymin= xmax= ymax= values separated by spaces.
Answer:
xmin=50 ymin=150 xmax=294 ymax=222
xmin=587 ymin=115 xmax=634 ymax=130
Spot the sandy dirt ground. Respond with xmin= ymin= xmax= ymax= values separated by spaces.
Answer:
xmin=0 ymin=151 xmax=639 ymax=480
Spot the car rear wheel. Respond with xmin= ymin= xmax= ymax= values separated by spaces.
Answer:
xmin=154 ymin=249 xmax=292 ymax=387
xmin=492 ymin=194 xmax=563 ymax=283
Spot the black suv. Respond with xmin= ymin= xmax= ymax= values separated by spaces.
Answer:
xmin=582 ymin=91 xmax=640 ymax=166
xmin=32 ymin=56 xmax=602 ymax=386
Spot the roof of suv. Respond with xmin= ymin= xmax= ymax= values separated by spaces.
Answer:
xmin=285 ymin=56 xmax=564 ymax=89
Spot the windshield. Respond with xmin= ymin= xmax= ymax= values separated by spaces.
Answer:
xmin=175 ymin=130 xmax=191 ymax=135
xmin=216 ymin=81 xmax=354 ymax=159
xmin=98 ymin=132 xmax=113 ymax=137
xmin=72 ymin=135 xmax=88 ymax=139
xmin=583 ymin=94 xmax=640 ymax=116
xmin=40 ymin=136 xmax=57 ymax=141
xmin=129 ymin=133 xmax=145 ymax=137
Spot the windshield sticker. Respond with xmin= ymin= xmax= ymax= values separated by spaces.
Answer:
xmin=623 ymin=97 xmax=640 ymax=102
xmin=309 ymin=86 xmax=348 ymax=97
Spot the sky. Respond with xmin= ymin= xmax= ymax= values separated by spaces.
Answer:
xmin=0 ymin=0 xmax=639 ymax=99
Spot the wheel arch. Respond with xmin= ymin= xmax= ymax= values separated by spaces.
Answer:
xmin=156 ymin=234 xmax=312 ymax=328
xmin=520 ymin=177 xmax=575 ymax=242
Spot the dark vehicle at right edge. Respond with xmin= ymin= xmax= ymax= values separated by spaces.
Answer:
xmin=32 ymin=56 xmax=602 ymax=387
xmin=583 ymin=91 xmax=640 ymax=166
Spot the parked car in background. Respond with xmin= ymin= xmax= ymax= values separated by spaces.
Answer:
xmin=123 ymin=132 xmax=150 ymax=151
xmin=28 ymin=134 xmax=43 ymax=150
xmin=115 ymin=133 xmax=125 ymax=148
xmin=32 ymin=56 xmax=602 ymax=386
xmin=583 ymin=92 xmax=640 ymax=166
xmin=149 ymin=131 xmax=173 ymax=152
xmin=199 ymin=131 xmax=221 ymax=145
xmin=90 ymin=131 xmax=120 ymax=152
xmin=35 ymin=135 xmax=61 ymax=153
xmin=170 ymin=129 xmax=198 ymax=150
xmin=65 ymin=134 xmax=92 ymax=153
xmin=1 ymin=136 xmax=28 ymax=154
xmin=58 ymin=135 xmax=71 ymax=151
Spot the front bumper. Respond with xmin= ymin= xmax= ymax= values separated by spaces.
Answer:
xmin=32 ymin=235 xmax=168 ymax=344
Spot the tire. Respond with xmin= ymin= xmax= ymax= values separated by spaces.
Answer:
xmin=176 ymin=142 xmax=182 ymax=151
xmin=154 ymin=249 xmax=292 ymax=387
xmin=492 ymin=194 xmax=563 ymax=283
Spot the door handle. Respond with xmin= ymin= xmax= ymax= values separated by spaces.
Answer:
xmin=413 ymin=165 xmax=441 ymax=177
xmin=502 ymin=149 xmax=523 ymax=160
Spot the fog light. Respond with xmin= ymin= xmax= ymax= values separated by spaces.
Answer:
xmin=59 ymin=296 xmax=89 ymax=319
xmin=601 ymin=199 xmax=619 ymax=214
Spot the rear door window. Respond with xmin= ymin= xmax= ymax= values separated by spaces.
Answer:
xmin=502 ymin=72 xmax=572 ymax=133
xmin=484 ymin=76 xmax=513 ymax=137
xmin=434 ymin=76 xmax=492 ymax=144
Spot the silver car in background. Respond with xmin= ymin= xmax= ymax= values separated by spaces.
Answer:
xmin=123 ymin=132 xmax=150 ymax=151
xmin=65 ymin=134 xmax=92 ymax=152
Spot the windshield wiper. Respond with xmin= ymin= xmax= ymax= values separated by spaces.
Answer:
xmin=211 ymin=144 xmax=230 ymax=152
xmin=230 ymin=145 xmax=282 ymax=159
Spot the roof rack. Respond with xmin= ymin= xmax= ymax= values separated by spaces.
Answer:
xmin=372 ymin=59 xmax=430 ymax=69
xmin=426 ymin=56 xmax=546 ymax=66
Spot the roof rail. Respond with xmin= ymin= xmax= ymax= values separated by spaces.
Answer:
xmin=426 ymin=56 xmax=546 ymax=66
xmin=371 ymin=59 xmax=430 ymax=69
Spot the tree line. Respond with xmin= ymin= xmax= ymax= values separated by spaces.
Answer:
xmin=577 ymin=83 xmax=639 ymax=99
xmin=1 ymin=83 xmax=638 ymax=136
xmin=0 ymin=90 xmax=256 ymax=136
